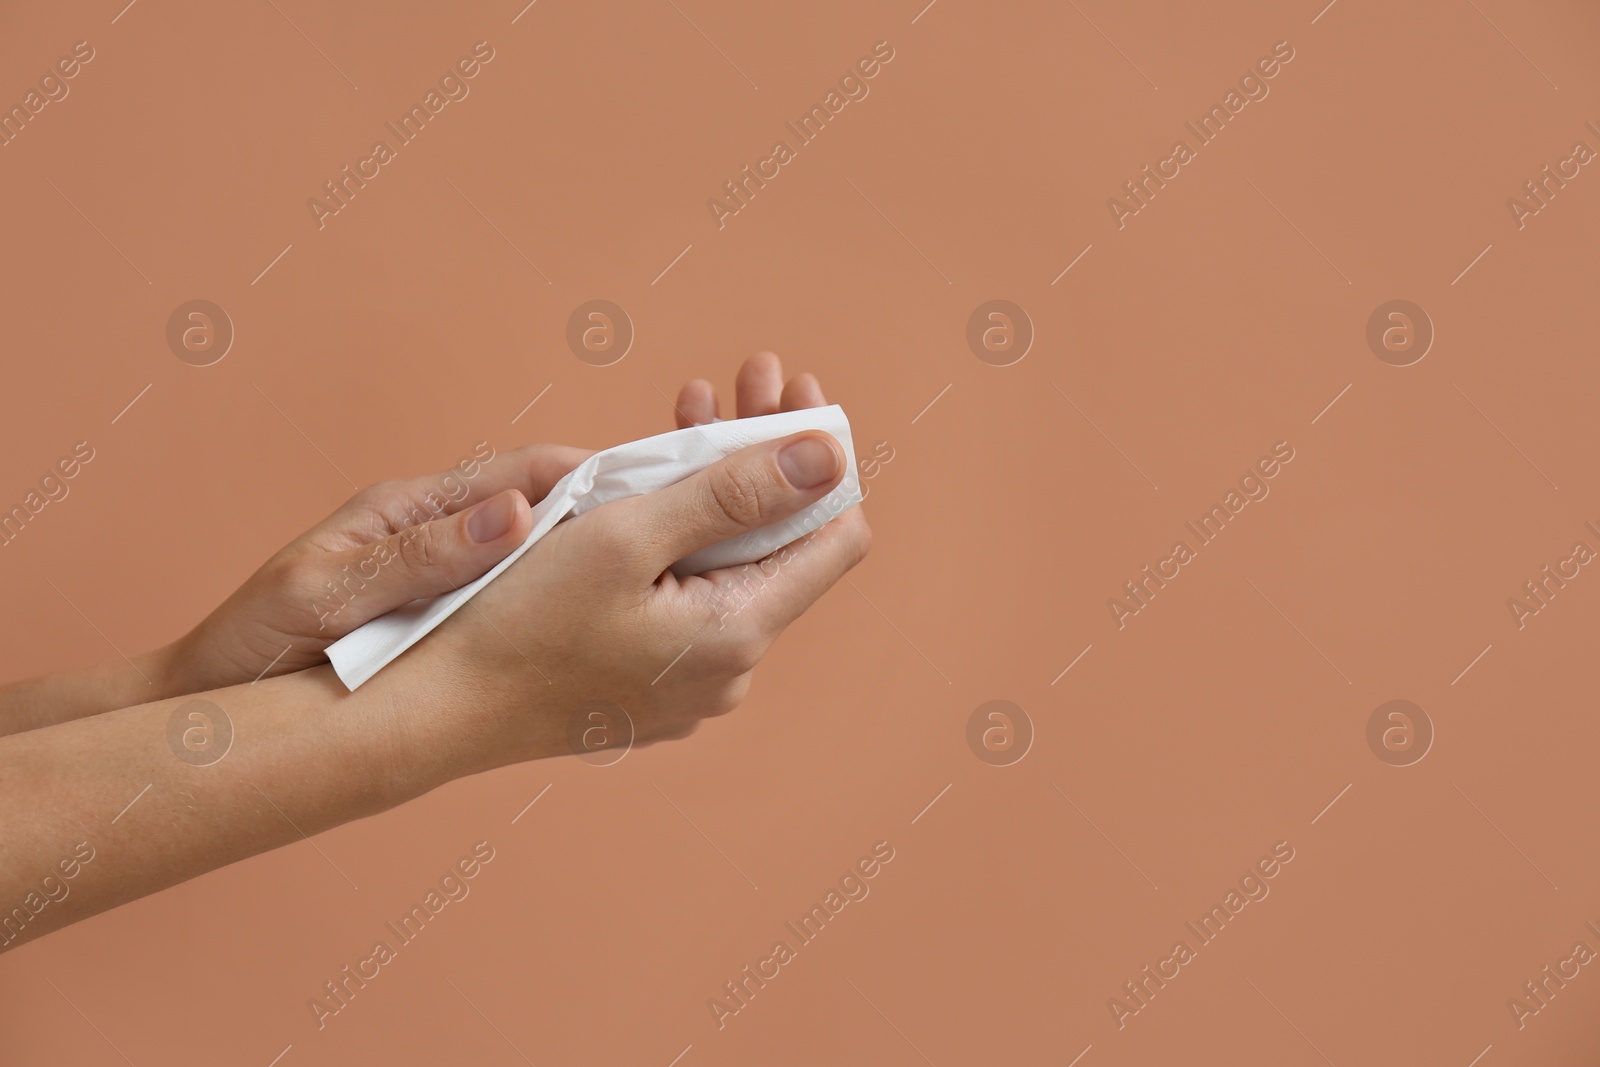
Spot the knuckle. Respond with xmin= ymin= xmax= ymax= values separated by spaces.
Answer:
xmin=397 ymin=523 xmax=438 ymax=571
xmin=351 ymin=481 xmax=435 ymax=539
xmin=349 ymin=482 xmax=391 ymax=512
xmin=268 ymin=556 xmax=320 ymax=602
xmin=704 ymin=461 xmax=771 ymax=530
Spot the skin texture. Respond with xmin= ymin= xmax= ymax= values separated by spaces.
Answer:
xmin=0 ymin=354 xmax=870 ymax=952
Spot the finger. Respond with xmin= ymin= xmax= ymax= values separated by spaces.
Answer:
xmin=420 ymin=442 xmax=592 ymax=513
xmin=340 ymin=443 xmax=592 ymax=538
xmin=718 ymin=507 xmax=871 ymax=638
xmin=598 ymin=430 xmax=846 ymax=581
xmin=675 ymin=379 xmax=719 ymax=428
xmin=779 ymin=372 xmax=826 ymax=412
xmin=735 ymin=352 xmax=784 ymax=419
xmin=310 ymin=488 xmax=533 ymax=635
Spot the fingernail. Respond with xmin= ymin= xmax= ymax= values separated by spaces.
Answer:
xmin=777 ymin=436 xmax=839 ymax=489
xmin=466 ymin=493 xmax=515 ymax=543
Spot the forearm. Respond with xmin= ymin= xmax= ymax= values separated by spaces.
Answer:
xmin=0 ymin=661 xmax=474 ymax=951
xmin=0 ymin=643 xmax=182 ymax=736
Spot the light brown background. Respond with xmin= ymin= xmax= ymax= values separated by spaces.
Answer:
xmin=3 ymin=0 xmax=1599 ymax=1063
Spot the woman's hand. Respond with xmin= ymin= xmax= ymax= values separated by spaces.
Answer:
xmin=404 ymin=352 xmax=871 ymax=771
xmin=163 ymin=442 xmax=594 ymax=696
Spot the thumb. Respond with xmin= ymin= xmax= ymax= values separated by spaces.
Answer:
xmin=610 ymin=431 xmax=844 ymax=580
xmin=314 ymin=489 xmax=531 ymax=632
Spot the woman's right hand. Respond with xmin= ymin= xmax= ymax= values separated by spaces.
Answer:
xmin=397 ymin=419 xmax=870 ymax=775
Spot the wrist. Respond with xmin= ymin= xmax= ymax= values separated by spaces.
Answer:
xmin=139 ymin=638 xmax=189 ymax=702
xmin=377 ymin=628 xmax=568 ymax=782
